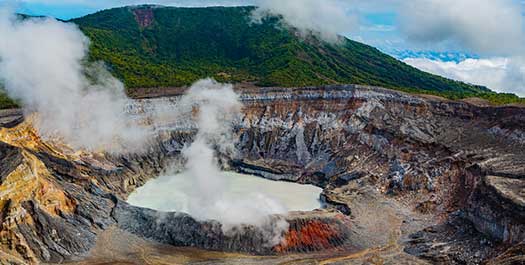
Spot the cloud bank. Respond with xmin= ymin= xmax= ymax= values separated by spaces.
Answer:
xmin=0 ymin=10 xmax=150 ymax=152
xmin=397 ymin=0 xmax=524 ymax=96
xmin=404 ymin=57 xmax=525 ymax=97
xmin=399 ymin=0 xmax=524 ymax=56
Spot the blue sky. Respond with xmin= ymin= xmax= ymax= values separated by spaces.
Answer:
xmin=8 ymin=1 xmax=436 ymax=55
xmin=6 ymin=0 xmax=525 ymax=96
xmin=15 ymin=2 xmax=99 ymax=19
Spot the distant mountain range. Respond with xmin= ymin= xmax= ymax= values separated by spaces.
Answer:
xmin=0 ymin=6 xmax=523 ymax=109
xmin=389 ymin=50 xmax=478 ymax=63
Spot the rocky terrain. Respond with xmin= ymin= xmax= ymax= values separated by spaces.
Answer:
xmin=0 ymin=85 xmax=524 ymax=264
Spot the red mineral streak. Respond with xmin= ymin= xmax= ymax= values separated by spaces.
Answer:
xmin=275 ymin=220 xmax=340 ymax=252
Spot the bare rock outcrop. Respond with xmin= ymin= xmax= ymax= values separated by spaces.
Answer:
xmin=113 ymin=200 xmax=352 ymax=255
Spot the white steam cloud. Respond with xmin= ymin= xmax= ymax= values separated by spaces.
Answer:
xmin=252 ymin=0 xmax=356 ymax=43
xmin=175 ymin=79 xmax=288 ymax=244
xmin=0 ymin=10 xmax=150 ymax=152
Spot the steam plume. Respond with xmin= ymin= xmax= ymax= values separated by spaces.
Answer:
xmin=0 ymin=10 xmax=150 ymax=152
xmin=176 ymin=79 xmax=289 ymax=244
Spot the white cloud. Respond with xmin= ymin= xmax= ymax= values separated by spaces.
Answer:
xmin=399 ymin=0 xmax=525 ymax=56
xmin=252 ymin=0 xmax=357 ymax=43
xmin=398 ymin=0 xmax=525 ymax=97
xmin=404 ymin=57 xmax=525 ymax=97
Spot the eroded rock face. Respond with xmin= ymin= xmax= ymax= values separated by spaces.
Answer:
xmin=133 ymin=7 xmax=154 ymax=28
xmin=467 ymin=175 xmax=525 ymax=244
xmin=0 ymin=117 xmax=178 ymax=264
xmin=0 ymin=85 xmax=524 ymax=264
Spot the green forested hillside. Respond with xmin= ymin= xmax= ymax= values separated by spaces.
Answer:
xmin=0 ymin=6 xmax=523 ymax=109
xmin=72 ymin=6 xmax=484 ymax=93
xmin=70 ymin=6 xmax=523 ymax=104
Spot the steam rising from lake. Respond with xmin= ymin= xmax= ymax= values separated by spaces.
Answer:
xmin=161 ymin=79 xmax=292 ymax=244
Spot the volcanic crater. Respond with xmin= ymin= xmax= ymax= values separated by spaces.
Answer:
xmin=0 ymin=85 xmax=524 ymax=264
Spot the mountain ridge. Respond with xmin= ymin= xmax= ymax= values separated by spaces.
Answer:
xmin=72 ymin=6 xmax=486 ymax=92
xmin=0 ymin=5 xmax=523 ymax=109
